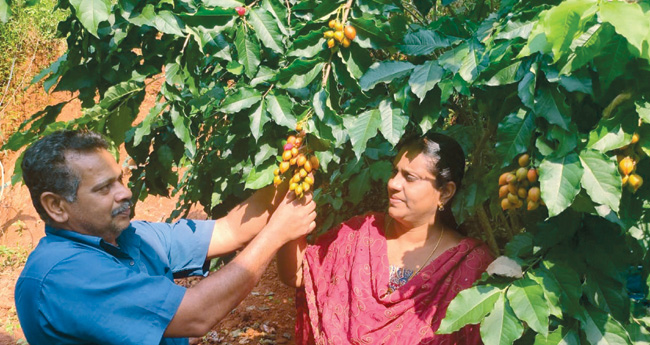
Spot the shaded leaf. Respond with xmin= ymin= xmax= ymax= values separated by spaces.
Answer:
xmin=582 ymin=305 xmax=632 ymax=345
xmin=360 ymin=61 xmax=414 ymax=91
xmin=408 ymin=60 xmax=444 ymax=103
xmin=506 ymin=276 xmax=550 ymax=337
xmin=343 ymin=110 xmax=382 ymax=158
xmin=248 ymin=8 xmax=284 ymax=53
xmin=220 ymin=88 xmax=262 ymax=113
xmin=378 ymin=100 xmax=408 ymax=146
xmin=398 ymin=29 xmax=451 ymax=56
xmin=235 ymin=24 xmax=261 ymax=78
xmin=495 ymin=110 xmax=535 ymax=167
xmin=249 ymin=99 xmax=268 ymax=141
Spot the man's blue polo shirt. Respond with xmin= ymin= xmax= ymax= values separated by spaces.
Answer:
xmin=15 ymin=219 xmax=215 ymax=345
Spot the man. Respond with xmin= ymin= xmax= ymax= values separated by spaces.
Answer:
xmin=14 ymin=130 xmax=317 ymax=345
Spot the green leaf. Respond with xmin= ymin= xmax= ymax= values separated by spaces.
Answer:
xmin=245 ymin=161 xmax=275 ymax=190
xmin=248 ymin=8 xmax=284 ymax=53
xmin=582 ymin=305 xmax=632 ymax=345
xmin=539 ymin=153 xmax=583 ymax=217
xmin=637 ymin=100 xmax=650 ymax=124
xmin=578 ymin=149 xmax=621 ymax=212
xmin=348 ymin=168 xmax=371 ymax=205
xmin=151 ymin=10 xmax=184 ymax=36
xmin=97 ymin=80 xmax=144 ymax=110
xmin=178 ymin=7 xmax=235 ymax=30
xmin=249 ymin=99 xmax=268 ymax=142
xmin=266 ymin=93 xmax=296 ymax=129
xmin=599 ymin=0 xmax=650 ymax=58
xmin=495 ymin=20 xmax=535 ymax=40
xmin=506 ymin=276 xmax=550 ymax=337
xmin=360 ymin=61 xmax=414 ymax=91
xmin=69 ymin=0 xmax=112 ymax=37
xmin=220 ymin=88 xmax=262 ymax=113
xmin=0 ymin=0 xmax=10 ymax=23
xmin=349 ymin=15 xmax=393 ymax=48
xmin=486 ymin=61 xmax=522 ymax=86
xmin=584 ymin=271 xmax=629 ymax=323
xmin=480 ymin=294 xmax=524 ymax=345
xmin=397 ymin=29 xmax=451 ymax=56
xmin=343 ymin=110 xmax=382 ymax=159
xmin=340 ymin=44 xmax=373 ymax=80
xmin=288 ymin=29 xmax=326 ymax=58
xmin=170 ymin=106 xmax=196 ymax=158
xmin=458 ymin=39 xmax=483 ymax=83
xmin=586 ymin=109 xmax=636 ymax=152
xmin=378 ymin=100 xmax=408 ymax=147
xmin=437 ymin=285 xmax=503 ymax=334
xmin=539 ymin=261 xmax=582 ymax=317
xmin=134 ymin=102 xmax=166 ymax=146
xmin=235 ymin=24 xmax=261 ymax=78
xmin=595 ymin=36 xmax=628 ymax=91
xmin=534 ymin=86 xmax=571 ymax=131
xmin=534 ymin=325 xmax=580 ymax=345
xmin=204 ymin=0 xmax=244 ymax=7
xmin=277 ymin=62 xmax=324 ymax=89
xmin=560 ymin=24 xmax=612 ymax=75
xmin=495 ymin=110 xmax=535 ymax=167
xmin=408 ymin=60 xmax=444 ymax=103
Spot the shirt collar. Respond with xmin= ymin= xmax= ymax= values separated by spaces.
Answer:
xmin=45 ymin=224 xmax=138 ymax=257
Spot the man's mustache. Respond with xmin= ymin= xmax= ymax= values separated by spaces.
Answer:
xmin=111 ymin=201 xmax=133 ymax=217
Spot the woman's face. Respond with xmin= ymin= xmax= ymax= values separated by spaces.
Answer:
xmin=387 ymin=147 xmax=454 ymax=228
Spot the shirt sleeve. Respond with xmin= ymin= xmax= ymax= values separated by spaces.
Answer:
xmin=40 ymin=251 xmax=186 ymax=345
xmin=133 ymin=219 xmax=215 ymax=277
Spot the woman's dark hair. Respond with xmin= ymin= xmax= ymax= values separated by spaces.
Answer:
xmin=21 ymin=130 xmax=109 ymax=225
xmin=397 ymin=132 xmax=466 ymax=229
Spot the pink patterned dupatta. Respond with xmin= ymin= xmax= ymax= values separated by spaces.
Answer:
xmin=296 ymin=213 xmax=494 ymax=345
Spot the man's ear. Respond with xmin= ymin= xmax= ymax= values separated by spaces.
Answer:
xmin=40 ymin=192 xmax=69 ymax=224
xmin=440 ymin=181 xmax=457 ymax=206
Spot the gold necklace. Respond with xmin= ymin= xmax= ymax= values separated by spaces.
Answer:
xmin=385 ymin=217 xmax=445 ymax=294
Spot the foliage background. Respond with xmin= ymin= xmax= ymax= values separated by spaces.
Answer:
xmin=3 ymin=0 xmax=650 ymax=343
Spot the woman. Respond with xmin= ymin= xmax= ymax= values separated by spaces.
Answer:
xmin=277 ymin=132 xmax=494 ymax=345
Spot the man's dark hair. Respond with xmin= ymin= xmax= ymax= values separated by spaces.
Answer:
xmin=21 ymin=130 xmax=109 ymax=224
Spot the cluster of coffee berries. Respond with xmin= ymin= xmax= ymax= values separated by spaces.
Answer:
xmin=616 ymin=133 xmax=644 ymax=193
xmin=273 ymin=125 xmax=320 ymax=199
xmin=499 ymin=154 xmax=542 ymax=211
xmin=324 ymin=19 xmax=356 ymax=49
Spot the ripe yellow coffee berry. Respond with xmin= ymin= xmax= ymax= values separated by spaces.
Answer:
xmin=498 ymin=185 xmax=509 ymax=198
xmin=527 ymin=168 xmax=538 ymax=183
xmin=282 ymin=150 xmax=292 ymax=161
xmin=527 ymin=200 xmax=539 ymax=211
xmin=334 ymin=31 xmax=345 ymax=43
xmin=273 ymin=168 xmax=280 ymax=176
xmin=304 ymin=176 xmax=314 ymax=185
xmin=304 ymin=160 xmax=312 ymax=172
xmin=619 ymin=157 xmax=635 ymax=176
xmin=297 ymin=155 xmax=307 ymax=166
xmin=629 ymin=173 xmax=643 ymax=192
xmin=528 ymin=187 xmax=540 ymax=202
xmin=310 ymin=156 xmax=320 ymax=170
xmin=631 ymin=133 xmax=640 ymax=144
xmin=299 ymin=168 xmax=308 ymax=178
xmin=324 ymin=30 xmax=334 ymax=39
xmin=344 ymin=26 xmax=356 ymax=40
xmin=501 ymin=198 xmax=511 ymax=210
xmin=327 ymin=39 xmax=336 ymax=48
xmin=334 ymin=22 xmax=343 ymax=31
xmin=341 ymin=37 xmax=351 ymax=48
xmin=328 ymin=19 xmax=337 ymax=29
xmin=518 ymin=154 xmax=530 ymax=167
xmin=516 ymin=167 xmax=528 ymax=181
xmin=279 ymin=161 xmax=290 ymax=173
xmin=302 ymin=182 xmax=311 ymax=192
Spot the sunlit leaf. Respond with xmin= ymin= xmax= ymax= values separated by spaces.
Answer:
xmin=437 ymin=285 xmax=503 ymax=334
xmin=506 ymin=276 xmax=550 ymax=337
xmin=480 ymin=294 xmax=524 ymax=345
xmin=248 ymin=7 xmax=284 ymax=53
xmin=578 ymin=149 xmax=621 ymax=212
xmin=539 ymin=153 xmax=583 ymax=217
xmin=69 ymin=0 xmax=112 ymax=37
xmin=360 ymin=61 xmax=414 ymax=91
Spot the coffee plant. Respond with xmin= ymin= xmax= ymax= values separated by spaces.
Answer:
xmin=3 ymin=0 xmax=650 ymax=342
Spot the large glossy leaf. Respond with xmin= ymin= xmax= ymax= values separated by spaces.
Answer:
xmin=245 ymin=160 xmax=275 ymax=189
xmin=539 ymin=152 xmax=583 ymax=217
xmin=534 ymin=325 xmax=580 ymax=345
xmin=637 ymin=100 xmax=650 ymax=124
xmin=266 ymin=93 xmax=296 ymax=128
xmin=595 ymin=36 xmax=628 ymax=91
xmin=584 ymin=271 xmax=629 ymax=323
xmin=378 ymin=100 xmax=408 ymax=147
xmin=170 ymin=106 xmax=196 ymax=158
xmin=578 ymin=149 xmax=621 ymax=212
xmin=485 ymin=61 xmax=522 ymax=86
xmin=458 ymin=39 xmax=483 ymax=83
xmin=408 ymin=60 xmax=444 ymax=103
xmin=495 ymin=20 xmax=535 ymax=40
xmin=219 ymin=88 xmax=262 ymax=113
xmin=480 ymin=294 xmax=524 ymax=345
xmin=360 ymin=61 xmax=414 ymax=91
xmin=506 ymin=276 xmax=550 ymax=337
xmin=560 ymin=24 xmax=612 ymax=75
xmin=0 ymin=0 xmax=9 ymax=23
xmin=235 ymin=25 xmax=261 ymax=78
xmin=69 ymin=0 xmax=112 ymax=37
xmin=534 ymin=86 xmax=571 ymax=131
xmin=437 ymin=285 xmax=503 ymax=334
xmin=495 ymin=110 xmax=535 ymax=167
xmin=248 ymin=8 xmax=284 ymax=53
xmin=599 ymin=0 xmax=650 ymax=58
xmin=277 ymin=62 xmax=324 ymax=89
xmin=288 ymin=29 xmax=326 ymax=58
xmin=397 ymin=29 xmax=451 ymax=56
xmin=349 ymin=15 xmax=392 ymax=48
xmin=539 ymin=261 xmax=582 ymax=317
xmin=249 ymin=99 xmax=268 ymax=141
xmin=582 ymin=305 xmax=632 ymax=345
xmin=343 ymin=110 xmax=382 ymax=158
xmin=586 ymin=109 xmax=636 ymax=152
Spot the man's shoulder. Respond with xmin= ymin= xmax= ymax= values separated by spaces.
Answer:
xmin=19 ymin=237 xmax=114 ymax=282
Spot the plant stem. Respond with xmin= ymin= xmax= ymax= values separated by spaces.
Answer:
xmin=477 ymin=204 xmax=500 ymax=256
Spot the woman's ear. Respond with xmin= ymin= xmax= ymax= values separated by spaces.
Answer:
xmin=439 ymin=181 xmax=457 ymax=206
xmin=40 ymin=192 xmax=69 ymax=224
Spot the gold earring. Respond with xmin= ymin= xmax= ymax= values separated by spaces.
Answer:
xmin=438 ymin=204 xmax=444 ymax=211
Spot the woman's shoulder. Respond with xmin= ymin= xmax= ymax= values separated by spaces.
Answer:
xmin=311 ymin=212 xmax=385 ymax=246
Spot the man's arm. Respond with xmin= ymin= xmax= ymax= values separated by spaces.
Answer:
xmin=164 ymin=192 xmax=316 ymax=337
xmin=276 ymin=236 xmax=308 ymax=287
xmin=207 ymin=184 xmax=288 ymax=258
